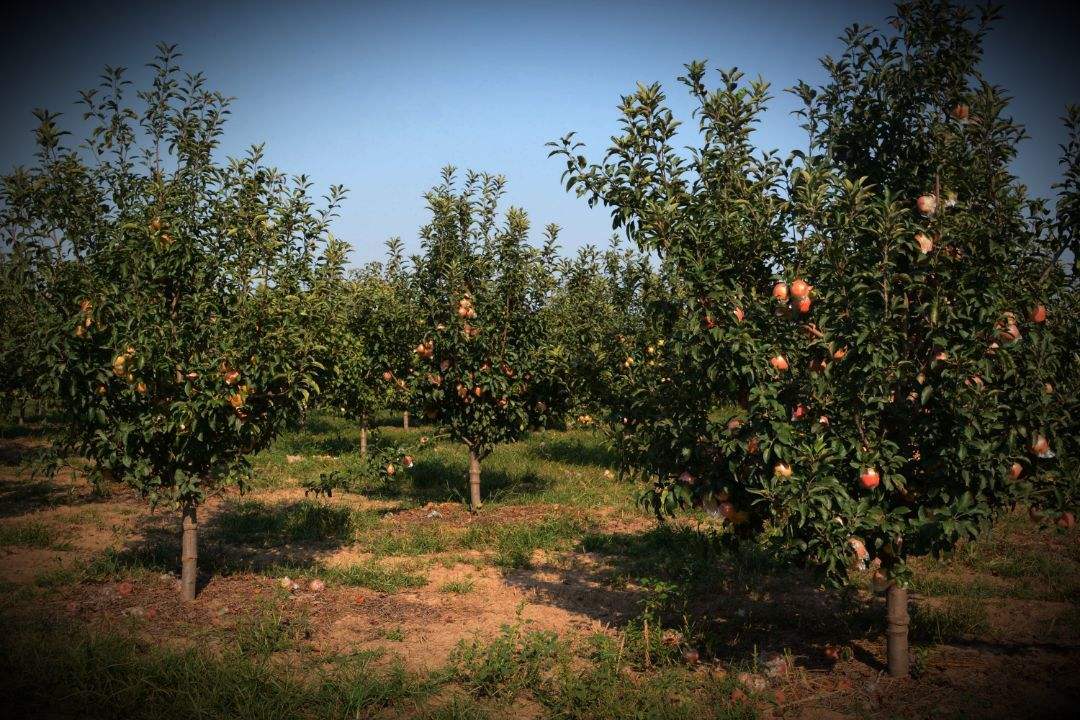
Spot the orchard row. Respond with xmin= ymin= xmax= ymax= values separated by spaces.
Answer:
xmin=1 ymin=1 xmax=1076 ymax=677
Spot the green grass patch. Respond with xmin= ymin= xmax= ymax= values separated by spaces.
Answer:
xmin=212 ymin=499 xmax=369 ymax=547
xmin=321 ymin=560 xmax=427 ymax=593
xmin=910 ymin=597 xmax=990 ymax=643
xmin=439 ymin=579 xmax=475 ymax=594
xmin=0 ymin=519 xmax=67 ymax=549
xmin=461 ymin=515 xmax=588 ymax=569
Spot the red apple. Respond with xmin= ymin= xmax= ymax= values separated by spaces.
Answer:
xmin=726 ymin=417 xmax=743 ymax=431
xmin=950 ymin=104 xmax=969 ymax=121
xmin=772 ymin=282 xmax=789 ymax=302
xmin=916 ymin=194 xmax=938 ymax=215
xmin=790 ymin=279 xmax=811 ymax=299
xmin=733 ymin=307 xmax=745 ymax=322
xmin=1058 ymin=512 xmax=1076 ymax=530
xmin=1030 ymin=435 xmax=1051 ymax=457
xmin=1029 ymin=305 xmax=1047 ymax=323
xmin=770 ymin=355 xmax=789 ymax=371
xmin=382 ymin=371 xmax=394 ymax=382
xmin=796 ymin=297 xmax=812 ymax=313
xmin=791 ymin=404 xmax=807 ymax=421
xmin=832 ymin=347 xmax=847 ymax=360
xmin=859 ymin=467 xmax=880 ymax=490
xmin=915 ymin=232 xmax=934 ymax=254
xmin=1008 ymin=462 xmax=1023 ymax=481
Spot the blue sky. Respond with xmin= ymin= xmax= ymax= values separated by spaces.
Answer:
xmin=3 ymin=0 xmax=1077 ymax=265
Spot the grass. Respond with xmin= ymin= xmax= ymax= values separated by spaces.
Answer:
xmin=233 ymin=602 xmax=312 ymax=655
xmin=212 ymin=499 xmax=369 ymax=546
xmin=440 ymin=579 xmax=476 ymax=594
xmin=0 ymin=519 xmax=68 ymax=549
xmin=0 ymin=613 xmax=438 ymax=720
xmin=910 ymin=597 xmax=990 ymax=643
xmin=321 ymin=559 xmax=428 ymax=593
xmin=0 ymin=607 xmax=762 ymax=720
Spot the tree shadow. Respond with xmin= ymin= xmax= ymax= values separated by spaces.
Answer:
xmin=90 ymin=497 xmax=373 ymax=589
xmin=502 ymin=523 xmax=885 ymax=668
xmin=369 ymin=452 xmax=551 ymax=505
xmin=527 ymin=433 xmax=619 ymax=468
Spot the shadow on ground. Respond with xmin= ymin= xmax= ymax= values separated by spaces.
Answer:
xmin=504 ymin=523 xmax=884 ymax=669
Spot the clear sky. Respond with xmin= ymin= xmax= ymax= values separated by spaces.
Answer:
xmin=3 ymin=0 xmax=1078 ymax=265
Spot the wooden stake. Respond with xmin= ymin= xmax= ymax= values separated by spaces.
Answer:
xmin=468 ymin=448 xmax=481 ymax=512
xmin=886 ymin=584 xmax=909 ymax=677
xmin=181 ymin=502 xmax=198 ymax=602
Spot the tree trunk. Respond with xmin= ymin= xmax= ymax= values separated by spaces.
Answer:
xmin=403 ymin=410 xmax=410 ymax=430
xmin=468 ymin=448 xmax=482 ymax=512
xmin=181 ymin=503 xmax=198 ymax=602
xmin=360 ymin=419 xmax=368 ymax=457
xmin=886 ymin=584 xmax=909 ymax=677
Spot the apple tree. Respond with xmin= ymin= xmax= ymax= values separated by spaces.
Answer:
xmin=0 ymin=45 xmax=346 ymax=600
xmin=548 ymin=237 xmax=659 ymax=424
xmin=410 ymin=167 xmax=569 ymax=511
xmin=551 ymin=0 xmax=1077 ymax=677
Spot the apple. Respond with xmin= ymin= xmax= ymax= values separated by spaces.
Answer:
xmin=859 ymin=467 xmax=880 ymax=490
xmin=403 ymin=455 xmax=414 ymax=468
xmin=1044 ymin=383 xmax=1054 ymax=395
xmin=746 ymin=437 xmax=760 ymax=454
xmin=791 ymin=404 xmax=807 ymax=421
xmin=915 ymin=232 xmax=934 ymax=254
xmin=726 ymin=417 xmax=742 ymax=431
xmin=704 ymin=314 xmax=717 ymax=329
xmin=790 ymin=279 xmax=811 ymax=299
xmin=718 ymin=501 xmax=736 ymax=520
xmin=678 ymin=470 xmax=694 ymax=484
xmin=1008 ymin=462 xmax=1023 ymax=481
xmin=1058 ymin=512 xmax=1076 ymax=530
xmin=769 ymin=355 xmax=789 ymax=371
xmin=386 ymin=463 xmax=395 ymax=476
xmin=733 ymin=307 xmax=745 ymax=322
xmin=112 ymin=355 xmax=129 ymax=377
xmin=1030 ymin=435 xmax=1051 ymax=457
xmin=832 ymin=347 xmax=847 ymax=360
xmin=916 ymin=194 xmax=938 ymax=215
xmin=1029 ymin=305 xmax=1047 ymax=323
xmin=848 ymin=538 xmax=869 ymax=562
xmin=135 ymin=381 xmax=147 ymax=394
xmin=796 ymin=297 xmax=812 ymax=313
xmin=772 ymin=282 xmax=789 ymax=302
xmin=774 ymin=462 xmax=793 ymax=478
xmin=950 ymin=103 xmax=969 ymax=120
xmin=382 ymin=371 xmax=394 ymax=382
xmin=818 ymin=415 xmax=830 ymax=427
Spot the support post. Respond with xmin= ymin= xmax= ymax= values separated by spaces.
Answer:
xmin=886 ymin=584 xmax=909 ymax=677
